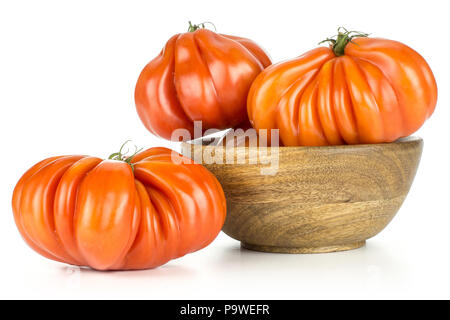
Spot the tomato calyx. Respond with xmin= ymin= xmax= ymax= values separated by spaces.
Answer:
xmin=319 ymin=27 xmax=369 ymax=56
xmin=108 ymin=140 xmax=143 ymax=171
xmin=187 ymin=21 xmax=217 ymax=33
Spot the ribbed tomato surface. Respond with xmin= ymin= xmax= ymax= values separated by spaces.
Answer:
xmin=248 ymin=37 xmax=437 ymax=146
xmin=12 ymin=147 xmax=226 ymax=270
xmin=135 ymin=28 xmax=271 ymax=140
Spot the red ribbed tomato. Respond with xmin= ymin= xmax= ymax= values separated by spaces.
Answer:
xmin=135 ymin=22 xmax=271 ymax=141
xmin=248 ymin=28 xmax=437 ymax=146
xmin=12 ymin=146 xmax=226 ymax=270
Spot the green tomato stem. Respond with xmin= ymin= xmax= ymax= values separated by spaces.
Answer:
xmin=187 ymin=21 xmax=217 ymax=32
xmin=319 ymin=27 xmax=370 ymax=56
xmin=108 ymin=140 xmax=143 ymax=171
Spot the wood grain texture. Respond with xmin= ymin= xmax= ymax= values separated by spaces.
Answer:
xmin=182 ymin=137 xmax=423 ymax=253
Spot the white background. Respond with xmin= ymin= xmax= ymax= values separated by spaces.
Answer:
xmin=1 ymin=0 xmax=449 ymax=299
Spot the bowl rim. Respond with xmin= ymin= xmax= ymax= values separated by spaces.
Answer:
xmin=183 ymin=135 xmax=423 ymax=151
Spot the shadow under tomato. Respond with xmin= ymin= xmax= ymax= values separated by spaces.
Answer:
xmin=58 ymin=262 xmax=198 ymax=278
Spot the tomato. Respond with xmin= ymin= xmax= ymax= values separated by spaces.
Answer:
xmin=12 ymin=146 xmax=226 ymax=270
xmin=135 ymin=22 xmax=271 ymax=141
xmin=247 ymin=28 xmax=438 ymax=146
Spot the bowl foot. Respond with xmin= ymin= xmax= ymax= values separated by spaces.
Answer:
xmin=241 ymin=241 xmax=366 ymax=254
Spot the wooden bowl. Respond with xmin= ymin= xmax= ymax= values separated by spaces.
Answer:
xmin=181 ymin=136 xmax=423 ymax=253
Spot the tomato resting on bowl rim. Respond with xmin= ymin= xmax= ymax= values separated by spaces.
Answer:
xmin=247 ymin=28 xmax=437 ymax=146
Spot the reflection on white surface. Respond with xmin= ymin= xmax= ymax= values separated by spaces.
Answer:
xmin=210 ymin=240 xmax=408 ymax=298
xmin=2 ymin=234 xmax=416 ymax=299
